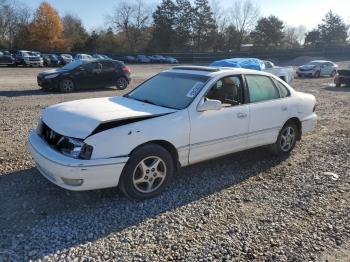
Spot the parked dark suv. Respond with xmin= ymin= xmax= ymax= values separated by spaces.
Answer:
xmin=0 ymin=50 xmax=15 ymax=66
xmin=15 ymin=50 xmax=43 ymax=66
xmin=42 ymin=54 xmax=61 ymax=67
xmin=37 ymin=59 xmax=131 ymax=92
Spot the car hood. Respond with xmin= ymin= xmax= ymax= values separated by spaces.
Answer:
xmin=42 ymin=96 xmax=177 ymax=139
xmin=299 ymin=64 xmax=317 ymax=70
xmin=39 ymin=68 xmax=68 ymax=75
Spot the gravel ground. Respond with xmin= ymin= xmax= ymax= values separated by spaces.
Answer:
xmin=0 ymin=63 xmax=349 ymax=261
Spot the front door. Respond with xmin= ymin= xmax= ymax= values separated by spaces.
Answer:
xmin=189 ymin=75 xmax=249 ymax=164
xmin=73 ymin=62 xmax=100 ymax=89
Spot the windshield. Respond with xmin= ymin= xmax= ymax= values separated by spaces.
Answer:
xmin=50 ymin=54 xmax=58 ymax=59
xmin=61 ymin=60 xmax=83 ymax=70
xmin=127 ymin=72 xmax=209 ymax=110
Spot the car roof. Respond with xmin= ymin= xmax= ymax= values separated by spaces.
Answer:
xmin=167 ymin=66 xmax=274 ymax=78
xmin=310 ymin=60 xmax=332 ymax=63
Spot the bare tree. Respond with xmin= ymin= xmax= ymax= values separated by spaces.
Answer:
xmin=0 ymin=0 xmax=31 ymax=48
xmin=107 ymin=0 xmax=151 ymax=52
xmin=210 ymin=0 xmax=228 ymax=32
xmin=229 ymin=0 xmax=259 ymax=50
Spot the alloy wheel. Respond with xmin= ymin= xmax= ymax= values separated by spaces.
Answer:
xmin=132 ymin=156 xmax=167 ymax=193
xmin=280 ymin=126 xmax=295 ymax=152
xmin=62 ymin=79 xmax=74 ymax=92
xmin=116 ymin=78 xmax=128 ymax=90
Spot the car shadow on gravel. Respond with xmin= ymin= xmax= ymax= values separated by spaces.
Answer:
xmin=0 ymin=87 xmax=119 ymax=97
xmin=0 ymin=147 xmax=288 ymax=259
xmin=323 ymin=86 xmax=350 ymax=92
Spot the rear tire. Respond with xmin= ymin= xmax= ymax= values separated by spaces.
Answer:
xmin=330 ymin=70 xmax=336 ymax=77
xmin=116 ymin=77 xmax=128 ymax=90
xmin=59 ymin=78 xmax=75 ymax=93
xmin=119 ymin=144 xmax=174 ymax=200
xmin=269 ymin=122 xmax=298 ymax=156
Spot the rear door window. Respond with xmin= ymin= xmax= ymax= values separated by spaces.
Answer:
xmin=101 ymin=61 xmax=114 ymax=72
xmin=245 ymin=75 xmax=280 ymax=102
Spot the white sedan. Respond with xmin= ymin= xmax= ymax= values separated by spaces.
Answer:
xmin=296 ymin=60 xmax=338 ymax=78
xmin=28 ymin=66 xmax=317 ymax=199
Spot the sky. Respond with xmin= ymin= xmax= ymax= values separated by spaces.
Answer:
xmin=25 ymin=0 xmax=350 ymax=31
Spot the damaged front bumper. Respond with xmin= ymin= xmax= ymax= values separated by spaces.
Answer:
xmin=27 ymin=130 xmax=128 ymax=191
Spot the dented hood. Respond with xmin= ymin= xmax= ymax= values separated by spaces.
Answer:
xmin=43 ymin=96 xmax=176 ymax=139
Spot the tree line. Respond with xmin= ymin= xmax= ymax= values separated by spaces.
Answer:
xmin=0 ymin=0 xmax=349 ymax=53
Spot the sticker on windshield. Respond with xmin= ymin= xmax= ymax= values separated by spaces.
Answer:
xmin=186 ymin=82 xmax=203 ymax=98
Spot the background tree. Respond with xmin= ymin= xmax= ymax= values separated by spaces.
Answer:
xmin=192 ymin=0 xmax=217 ymax=51
xmin=250 ymin=15 xmax=284 ymax=47
xmin=28 ymin=1 xmax=65 ymax=51
xmin=173 ymin=0 xmax=193 ymax=51
xmin=62 ymin=14 xmax=88 ymax=51
xmin=304 ymin=29 xmax=320 ymax=47
xmin=282 ymin=26 xmax=302 ymax=48
xmin=150 ymin=0 xmax=177 ymax=52
xmin=230 ymin=0 xmax=259 ymax=50
xmin=108 ymin=0 xmax=151 ymax=52
xmin=318 ymin=10 xmax=349 ymax=46
xmin=0 ymin=0 xmax=31 ymax=49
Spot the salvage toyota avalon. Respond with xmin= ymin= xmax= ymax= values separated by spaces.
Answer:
xmin=28 ymin=66 xmax=317 ymax=199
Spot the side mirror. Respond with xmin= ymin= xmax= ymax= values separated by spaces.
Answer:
xmin=197 ymin=98 xmax=222 ymax=112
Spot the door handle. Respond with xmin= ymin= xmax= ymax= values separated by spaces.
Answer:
xmin=237 ymin=112 xmax=247 ymax=119
xmin=281 ymin=105 xmax=288 ymax=111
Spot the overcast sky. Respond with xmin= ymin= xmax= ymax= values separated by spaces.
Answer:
xmin=25 ymin=0 xmax=350 ymax=31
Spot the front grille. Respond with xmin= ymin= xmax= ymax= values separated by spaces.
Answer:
xmin=299 ymin=68 xmax=312 ymax=72
xmin=29 ymin=57 xmax=40 ymax=62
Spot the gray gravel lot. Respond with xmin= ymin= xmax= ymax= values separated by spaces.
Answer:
xmin=0 ymin=63 xmax=349 ymax=261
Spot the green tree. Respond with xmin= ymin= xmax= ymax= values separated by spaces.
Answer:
xmin=250 ymin=15 xmax=284 ymax=47
xmin=193 ymin=0 xmax=217 ymax=51
xmin=173 ymin=0 xmax=193 ymax=51
xmin=318 ymin=10 xmax=349 ymax=46
xmin=150 ymin=0 xmax=177 ymax=52
xmin=62 ymin=14 xmax=89 ymax=51
xmin=304 ymin=29 xmax=321 ymax=47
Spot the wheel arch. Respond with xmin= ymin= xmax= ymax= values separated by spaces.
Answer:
xmin=284 ymin=117 xmax=302 ymax=140
xmin=130 ymin=140 xmax=180 ymax=170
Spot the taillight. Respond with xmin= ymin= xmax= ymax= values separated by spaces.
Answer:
xmin=122 ymin=66 xmax=130 ymax=73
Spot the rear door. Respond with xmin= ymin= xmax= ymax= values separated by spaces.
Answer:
xmin=73 ymin=62 xmax=99 ymax=89
xmin=100 ymin=61 xmax=115 ymax=87
xmin=245 ymin=74 xmax=291 ymax=148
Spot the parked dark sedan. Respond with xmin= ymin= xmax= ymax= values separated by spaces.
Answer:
xmin=123 ymin=55 xmax=137 ymax=63
xmin=334 ymin=69 xmax=350 ymax=87
xmin=0 ymin=50 xmax=15 ymax=66
xmin=37 ymin=59 xmax=131 ymax=92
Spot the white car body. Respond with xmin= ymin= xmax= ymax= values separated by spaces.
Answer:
xmin=28 ymin=67 xmax=317 ymax=191
xmin=297 ymin=60 xmax=338 ymax=77
xmin=263 ymin=60 xmax=294 ymax=84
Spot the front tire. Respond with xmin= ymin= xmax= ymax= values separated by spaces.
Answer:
xmin=119 ymin=144 xmax=174 ymax=200
xmin=269 ymin=123 xmax=298 ymax=156
xmin=314 ymin=71 xmax=320 ymax=78
xmin=59 ymin=78 xmax=75 ymax=93
xmin=116 ymin=77 xmax=128 ymax=90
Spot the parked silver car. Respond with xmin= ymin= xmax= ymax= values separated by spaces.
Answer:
xmin=297 ymin=60 xmax=338 ymax=78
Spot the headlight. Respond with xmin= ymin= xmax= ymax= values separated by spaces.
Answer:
xmin=45 ymin=73 xmax=59 ymax=79
xmin=59 ymin=137 xmax=93 ymax=159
